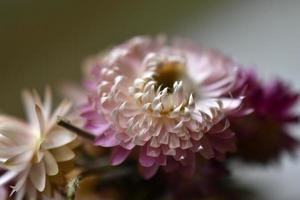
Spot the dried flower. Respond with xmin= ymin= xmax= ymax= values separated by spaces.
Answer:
xmin=230 ymin=70 xmax=299 ymax=163
xmin=0 ymin=88 xmax=77 ymax=199
xmin=81 ymin=36 xmax=244 ymax=178
xmin=172 ymin=161 xmax=232 ymax=200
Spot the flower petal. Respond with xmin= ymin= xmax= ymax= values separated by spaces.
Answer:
xmin=11 ymin=167 xmax=30 ymax=194
xmin=26 ymin=182 xmax=38 ymax=200
xmin=4 ymin=150 xmax=33 ymax=169
xmin=110 ymin=146 xmax=131 ymax=166
xmin=29 ymin=161 xmax=46 ymax=192
xmin=94 ymin=128 xmax=120 ymax=147
xmin=43 ymin=151 xmax=59 ymax=176
xmin=51 ymin=146 xmax=75 ymax=162
xmin=0 ymin=145 xmax=29 ymax=160
xmin=49 ymin=100 xmax=72 ymax=128
xmin=139 ymin=147 xmax=155 ymax=167
xmin=42 ymin=130 xmax=76 ymax=150
xmin=0 ymin=119 xmax=32 ymax=144
xmin=35 ymin=105 xmax=46 ymax=135
xmin=22 ymin=90 xmax=39 ymax=130
xmin=43 ymin=86 xmax=52 ymax=119
xmin=0 ymin=170 xmax=18 ymax=185
xmin=139 ymin=164 xmax=159 ymax=180
xmin=15 ymin=184 xmax=26 ymax=200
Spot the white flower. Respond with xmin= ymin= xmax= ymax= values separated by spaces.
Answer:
xmin=0 ymin=88 xmax=77 ymax=200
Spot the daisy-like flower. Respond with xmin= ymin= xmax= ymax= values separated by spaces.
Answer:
xmin=230 ymin=70 xmax=299 ymax=163
xmin=0 ymin=88 xmax=77 ymax=199
xmin=81 ymin=36 xmax=244 ymax=178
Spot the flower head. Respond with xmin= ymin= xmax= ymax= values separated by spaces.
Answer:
xmin=82 ymin=36 xmax=244 ymax=177
xmin=165 ymin=160 xmax=229 ymax=200
xmin=230 ymin=70 xmax=299 ymax=163
xmin=0 ymin=88 xmax=77 ymax=199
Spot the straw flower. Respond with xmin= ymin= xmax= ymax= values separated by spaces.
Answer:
xmin=0 ymin=88 xmax=77 ymax=199
xmin=82 ymin=36 xmax=244 ymax=178
xmin=230 ymin=70 xmax=299 ymax=163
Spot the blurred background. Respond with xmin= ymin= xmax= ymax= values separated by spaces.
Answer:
xmin=0 ymin=1 xmax=299 ymax=199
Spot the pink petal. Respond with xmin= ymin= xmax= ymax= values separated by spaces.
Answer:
xmin=139 ymin=147 xmax=155 ymax=167
xmin=120 ymin=141 xmax=135 ymax=150
xmin=86 ymin=123 xmax=111 ymax=136
xmin=94 ymin=129 xmax=120 ymax=147
xmin=110 ymin=146 xmax=131 ymax=166
xmin=139 ymin=164 xmax=159 ymax=180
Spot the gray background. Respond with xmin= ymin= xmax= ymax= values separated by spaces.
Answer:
xmin=0 ymin=1 xmax=299 ymax=199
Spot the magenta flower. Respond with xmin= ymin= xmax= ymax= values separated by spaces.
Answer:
xmin=81 ymin=36 xmax=244 ymax=178
xmin=164 ymin=160 xmax=229 ymax=200
xmin=230 ymin=70 xmax=299 ymax=163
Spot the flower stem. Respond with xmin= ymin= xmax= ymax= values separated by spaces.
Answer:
xmin=57 ymin=118 xmax=95 ymax=141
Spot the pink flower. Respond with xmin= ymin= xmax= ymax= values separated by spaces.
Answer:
xmin=81 ymin=36 xmax=244 ymax=178
xmin=230 ymin=70 xmax=299 ymax=163
xmin=164 ymin=161 xmax=229 ymax=200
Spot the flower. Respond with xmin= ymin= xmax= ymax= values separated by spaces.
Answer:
xmin=81 ymin=36 xmax=244 ymax=178
xmin=0 ymin=88 xmax=77 ymax=199
xmin=163 ymin=160 xmax=229 ymax=200
xmin=230 ymin=70 xmax=299 ymax=163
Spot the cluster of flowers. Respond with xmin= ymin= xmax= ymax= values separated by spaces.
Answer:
xmin=0 ymin=36 xmax=298 ymax=200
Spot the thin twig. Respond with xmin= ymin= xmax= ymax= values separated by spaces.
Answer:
xmin=57 ymin=118 xmax=95 ymax=141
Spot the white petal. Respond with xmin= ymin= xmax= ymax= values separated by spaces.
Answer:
xmin=26 ymin=182 xmax=38 ymax=200
xmin=11 ymin=167 xmax=30 ymax=194
xmin=35 ymin=105 xmax=46 ymax=135
xmin=42 ymin=130 xmax=76 ymax=149
xmin=32 ymin=89 xmax=43 ymax=107
xmin=0 ymin=145 xmax=29 ymax=159
xmin=43 ymin=151 xmax=59 ymax=176
xmin=0 ymin=170 xmax=18 ymax=185
xmin=51 ymin=146 xmax=75 ymax=162
xmin=22 ymin=90 xmax=39 ymax=130
xmin=15 ymin=184 xmax=26 ymax=200
xmin=0 ymin=118 xmax=32 ymax=144
xmin=49 ymin=100 xmax=72 ymax=128
xmin=219 ymin=98 xmax=242 ymax=110
xmin=43 ymin=86 xmax=52 ymax=120
xmin=29 ymin=161 xmax=46 ymax=192
xmin=34 ymin=151 xmax=44 ymax=163
xmin=4 ymin=150 xmax=33 ymax=169
xmin=169 ymin=134 xmax=180 ymax=149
